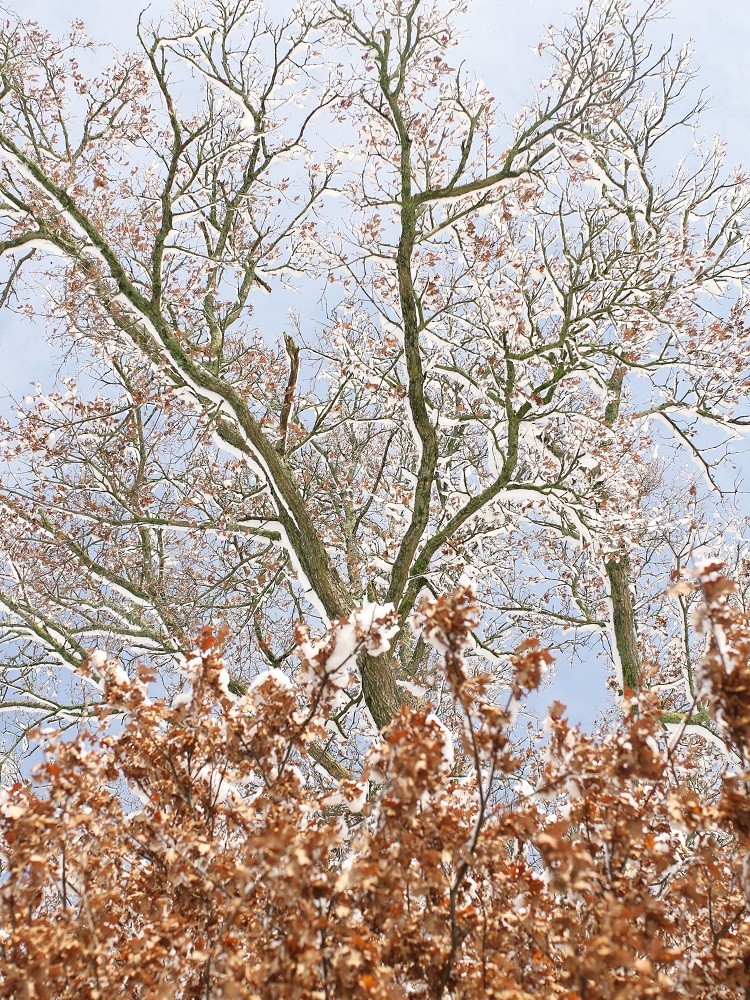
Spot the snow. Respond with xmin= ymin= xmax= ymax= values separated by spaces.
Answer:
xmin=603 ymin=591 xmax=625 ymax=695
xmin=426 ymin=712 xmax=455 ymax=772
xmin=297 ymin=602 xmax=398 ymax=713
xmin=397 ymin=679 xmax=428 ymax=697
xmin=2 ymin=237 xmax=67 ymax=258
xmin=195 ymin=763 xmax=233 ymax=805
xmin=275 ymin=522 xmax=330 ymax=624
xmin=247 ymin=667 xmax=293 ymax=701
xmin=664 ymin=721 xmax=739 ymax=761
xmin=172 ymin=689 xmax=193 ymax=710
xmin=109 ymin=664 xmax=130 ymax=687
xmin=712 ymin=624 xmax=734 ymax=672
xmin=88 ymin=649 xmax=108 ymax=670
xmin=321 ymin=782 xmax=368 ymax=813
xmin=157 ymin=25 xmax=214 ymax=49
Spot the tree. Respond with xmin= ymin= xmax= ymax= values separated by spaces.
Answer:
xmin=1 ymin=569 xmax=749 ymax=997
xmin=1 ymin=3 xmax=750 ymax=992
xmin=0 ymin=0 xmax=749 ymax=768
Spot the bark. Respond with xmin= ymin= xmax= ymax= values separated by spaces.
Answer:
xmin=359 ymin=650 xmax=403 ymax=732
xmin=308 ymin=740 xmax=354 ymax=782
xmin=277 ymin=333 xmax=300 ymax=454
xmin=606 ymin=554 xmax=641 ymax=690
xmin=604 ymin=367 xmax=641 ymax=690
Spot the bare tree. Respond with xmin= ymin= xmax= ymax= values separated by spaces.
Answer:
xmin=1 ymin=0 xmax=750 ymax=775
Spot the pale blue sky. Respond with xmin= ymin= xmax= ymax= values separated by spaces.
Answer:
xmin=5 ymin=0 xmax=749 ymax=401
xmin=12 ymin=0 xmax=750 ymax=152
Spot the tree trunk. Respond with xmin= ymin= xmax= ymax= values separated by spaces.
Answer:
xmin=605 ymin=554 xmax=640 ymax=691
xmin=359 ymin=650 xmax=403 ymax=731
xmin=604 ymin=367 xmax=641 ymax=691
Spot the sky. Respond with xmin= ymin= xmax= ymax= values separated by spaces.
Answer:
xmin=1 ymin=0 xmax=748 ymax=725
xmin=10 ymin=0 xmax=750 ymax=152
xmin=5 ymin=0 xmax=750 ymax=396
xmin=13 ymin=1 xmax=750 ymax=122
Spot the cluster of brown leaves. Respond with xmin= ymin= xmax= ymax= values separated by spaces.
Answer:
xmin=694 ymin=562 xmax=750 ymax=760
xmin=1 ymin=575 xmax=750 ymax=998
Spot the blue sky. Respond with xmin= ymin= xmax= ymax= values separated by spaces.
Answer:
xmin=6 ymin=0 xmax=749 ymax=395
xmin=11 ymin=0 xmax=750 ymax=155
xmin=6 ymin=0 xmax=749 ymax=401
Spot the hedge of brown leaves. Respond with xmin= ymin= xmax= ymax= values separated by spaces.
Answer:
xmin=1 ymin=568 xmax=749 ymax=998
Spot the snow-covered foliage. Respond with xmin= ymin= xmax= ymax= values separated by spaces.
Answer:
xmin=1 ymin=581 xmax=750 ymax=997
xmin=2 ymin=0 xmax=750 ymax=760
xmin=0 ymin=0 xmax=750 ymax=991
